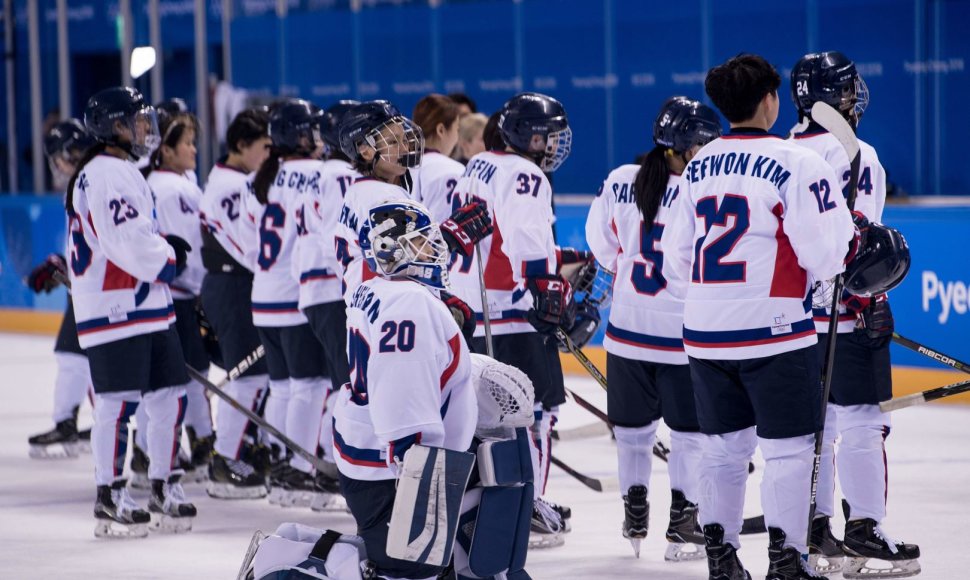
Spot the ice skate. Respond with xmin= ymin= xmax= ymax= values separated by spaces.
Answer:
xmin=267 ymin=461 xmax=290 ymax=506
xmin=808 ymin=515 xmax=844 ymax=574
xmin=186 ymin=426 xmax=214 ymax=481
xmin=664 ymin=489 xmax=705 ymax=562
xmin=529 ymin=497 xmax=566 ymax=549
xmin=842 ymin=518 xmax=920 ymax=579
xmin=544 ymin=499 xmax=572 ymax=532
xmin=94 ymin=480 xmax=150 ymax=539
xmin=621 ymin=485 xmax=649 ymax=558
xmin=309 ymin=466 xmax=347 ymax=512
xmin=767 ymin=526 xmax=828 ymax=579
xmin=28 ymin=416 xmax=81 ymax=459
xmin=129 ymin=444 xmax=151 ymax=490
xmin=278 ymin=467 xmax=324 ymax=508
xmin=206 ymin=453 xmax=268 ymax=500
xmin=178 ymin=444 xmax=207 ymax=484
xmin=148 ymin=471 xmax=197 ymax=533
xmin=704 ymin=523 xmax=751 ymax=580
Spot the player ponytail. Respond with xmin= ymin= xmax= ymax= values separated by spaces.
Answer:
xmin=252 ymin=147 xmax=283 ymax=205
xmin=65 ymin=142 xmax=108 ymax=214
xmin=632 ymin=145 xmax=668 ymax=228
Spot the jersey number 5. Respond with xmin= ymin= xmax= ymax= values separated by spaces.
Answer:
xmin=692 ymin=195 xmax=750 ymax=283
xmin=631 ymin=221 xmax=666 ymax=295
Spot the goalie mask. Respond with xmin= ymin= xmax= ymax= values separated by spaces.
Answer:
xmin=791 ymin=51 xmax=869 ymax=128
xmin=360 ymin=199 xmax=450 ymax=289
xmin=84 ymin=86 xmax=160 ymax=159
xmin=498 ymin=92 xmax=572 ymax=173
xmin=470 ymin=353 xmax=535 ymax=439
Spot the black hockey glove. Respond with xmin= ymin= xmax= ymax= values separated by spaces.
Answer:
xmin=441 ymin=290 xmax=476 ymax=345
xmin=557 ymin=298 xmax=601 ymax=353
xmin=165 ymin=234 xmax=192 ymax=277
xmin=857 ymin=294 xmax=894 ymax=344
xmin=26 ymin=254 xmax=67 ymax=293
xmin=440 ymin=201 xmax=493 ymax=257
xmin=526 ymin=274 xmax=576 ymax=336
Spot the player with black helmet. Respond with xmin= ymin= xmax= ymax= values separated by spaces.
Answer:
xmin=791 ymin=50 xmax=921 ymax=579
xmin=586 ymin=96 xmax=722 ymax=560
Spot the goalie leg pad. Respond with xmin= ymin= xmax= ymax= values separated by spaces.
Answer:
xmin=386 ymin=445 xmax=476 ymax=568
xmin=476 ymin=428 xmax=534 ymax=487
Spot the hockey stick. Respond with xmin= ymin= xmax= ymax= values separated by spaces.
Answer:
xmin=807 ymin=101 xmax=862 ymax=533
xmin=556 ymin=328 xmax=608 ymax=391
xmin=891 ymin=332 xmax=970 ymax=374
xmin=475 ymin=244 xmax=494 ymax=358
xmin=549 ymin=454 xmax=610 ymax=492
xmin=879 ymin=332 xmax=970 ymax=411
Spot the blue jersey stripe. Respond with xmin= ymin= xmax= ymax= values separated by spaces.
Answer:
xmin=606 ymin=322 xmax=684 ymax=351
xmin=332 ymin=426 xmax=385 ymax=468
xmin=76 ymin=305 xmax=175 ymax=334
xmin=683 ymin=318 xmax=815 ymax=348
xmin=251 ymin=300 xmax=300 ymax=312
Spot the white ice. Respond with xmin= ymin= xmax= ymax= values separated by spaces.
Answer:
xmin=1 ymin=332 xmax=969 ymax=579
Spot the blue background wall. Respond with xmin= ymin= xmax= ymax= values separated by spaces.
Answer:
xmin=0 ymin=0 xmax=968 ymax=196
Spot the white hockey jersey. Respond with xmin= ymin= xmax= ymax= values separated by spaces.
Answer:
xmin=412 ymin=149 xmax=465 ymax=224
xmin=586 ymin=166 xmax=688 ymax=365
xmin=244 ymin=159 xmax=320 ymax=327
xmin=148 ymin=169 xmax=205 ymax=299
xmin=449 ymin=151 xmax=560 ymax=337
xmin=792 ymin=128 xmax=888 ymax=334
xmin=333 ymin=277 xmax=476 ymax=482
xmin=69 ymin=154 xmax=177 ymax=349
xmin=660 ymin=129 xmax=855 ymax=360
xmin=200 ymin=162 xmax=259 ymax=272
xmin=335 ymin=177 xmax=409 ymax=304
xmin=294 ymin=158 xmax=361 ymax=310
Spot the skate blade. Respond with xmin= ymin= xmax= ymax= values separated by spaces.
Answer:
xmin=206 ymin=481 xmax=268 ymax=500
xmin=94 ymin=520 xmax=149 ymax=539
xmin=29 ymin=442 xmax=80 ymax=460
xmin=128 ymin=474 xmax=151 ymax=490
xmin=809 ymin=552 xmax=844 ymax=574
xmin=149 ymin=513 xmax=194 ymax=534
xmin=310 ymin=493 xmax=348 ymax=513
xmin=664 ymin=541 xmax=705 ymax=562
xmin=181 ymin=468 xmax=208 ymax=484
xmin=629 ymin=538 xmax=642 ymax=558
xmin=844 ymin=556 xmax=921 ymax=579
xmin=266 ymin=487 xmax=285 ymax=505
xmin=528 ymin=532 xmax=565 ymax=550
xmin=278 ymin=489 xmax=318 ymax=508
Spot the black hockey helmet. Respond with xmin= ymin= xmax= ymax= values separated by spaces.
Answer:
xmin=44 ymin=118 xmax=96 ymax=162
xmin=791 ymin=51 xmax=869 ymax=127
xmin=653 ymin=96 xmax=723 ymax=153
xmin=498 ymin=92 xmax=571 ymax=172
xmin=155 ymin=97 xmax=190 ymax=124
xmin=338 ymin=100 xmax=424 ymax=170
xmin=318 ymin=99 xmax=360 ymax=151
xmin=844 ymin=221 xmax=911 ymax=297
xmin=84 ymin=86 xmax=160 ymax=159
xmin=267 ymin=98 xmax=320 ymax=155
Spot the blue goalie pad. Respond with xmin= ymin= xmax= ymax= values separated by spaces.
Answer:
xmin=476 ymin=429 xmax=534 ymax=487
xmin=386 ymin=446 xmax=476 ymax=568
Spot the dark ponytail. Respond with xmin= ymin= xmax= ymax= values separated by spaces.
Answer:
xmin=65 ymin=143 xmax=108 ymax=214
xmin=252 ymin=147 xmax=283 ymax=205
xmin=632 ymin=145 xmax=670 ymax=228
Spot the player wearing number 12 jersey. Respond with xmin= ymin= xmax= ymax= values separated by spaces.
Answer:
xmin=660 ymin=54 xmax=856 ymax=580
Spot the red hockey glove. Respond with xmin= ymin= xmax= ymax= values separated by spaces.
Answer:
xmin=26 ymin=254 xmax=67 ymax=293
xmin=841 ymin=288 xmax=871 ymax=314
xmin=527 ymin=274 xmax=576 ymax=336
xmin=844 ymin=210 xmax=869 ymax=265
xmin=440 ymin=201 xmax=493 ymax=257
xmin=441 ymin=290 xmax=476 ymax=345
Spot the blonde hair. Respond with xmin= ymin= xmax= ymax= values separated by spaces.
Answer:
xmin=459 ymin=112 xmax=488 ymax=142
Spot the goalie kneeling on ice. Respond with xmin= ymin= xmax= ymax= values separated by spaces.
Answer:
xmin=241 ymin=522 xmax=367 ymax=580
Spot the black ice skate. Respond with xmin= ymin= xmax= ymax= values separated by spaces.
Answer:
xmin=94 ymin=480 xmax=150 ymax=539
xmin=704 ymin=523 xmax=751 ymax=580
xmin=267 ymin=460 xmax=290 ymax=506
xmin=28 ymin=416 xmax=80 ymax=459
xmin=186 ymin=426 xmax=214 ymax=483
xmin=206 ymin=453 xmax=268 ymax=500
xmin=309 ymin=462 xmax=348 ymax=513
xmin=529 ymin=497 xmax=566 ymax=549
xmin=665 ymin=488 xmax=705 ymax=562
xmin=544 ymin=499 xmax=572 ymax=532
xmin=278 ymin=467 xmax=327 ymax=508
xmin=842 ymin=518 xmax=920 ymax=579
xmin=767 ymin=526 xmax=828 ymax=580
xmin=808 ymin=515 xmax=844 ymax=574
xmin=129 ymin=443 xmax=151 ymax=490
xmin=148 ymin=471 xmax=197 ymax=533
xmin=622 ymin=485 xmax=649 ymax=558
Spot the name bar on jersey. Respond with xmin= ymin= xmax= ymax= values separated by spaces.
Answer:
xmin=686 ymin=152 xmax=791 ymax=190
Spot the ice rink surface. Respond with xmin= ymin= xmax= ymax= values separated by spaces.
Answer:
xmin=2 ymin=332 xmax=969 ymax=579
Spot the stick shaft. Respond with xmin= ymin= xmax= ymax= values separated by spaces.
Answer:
xmin=475 ymin=244 xmax=494 ymax=358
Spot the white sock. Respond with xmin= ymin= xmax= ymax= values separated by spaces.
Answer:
xmin=760 ymin=434 xmax=816 ymax=553
xmin=836 ymin=404 xmax=890 ymax=522
xmin=264 ymin=379 xmax=290 ymax=450
xmin=614 ymin=421 xmax=659 ymax=497
xmin=182 ymin=379 xmax=213 ymax=438
xmin=816 ymin=404 xmax=839 ymax=518
xmin=214 ymin=373 xmax=268 ymax=459
xmin=286 ymin=377 xmax=326 ymax=473
xmin=669 ymin=429 xmax=705 ymax=504
xmin=142 ymin=385 xmax=188 ymax=481
xmin=698 ymin=427 xmax=756 ymax=549
xmin=92 ymin=391 xmax=140 ymax=485
xmin=52 ymin=352 xmax=92 ymax=423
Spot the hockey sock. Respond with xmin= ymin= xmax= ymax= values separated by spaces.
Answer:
xmin=92 ymin=391 xmax=140 ymax=485
xmin=698 ymin=427 xmax=756 ymax=549
xmin=52 ymin=351 xmax=92 ymax=423
xmin=286 ymin=377 xmax=326 ymax=473
xmin=142 ymin=385 xmax=188 ymax=481
xmin=317 ymin=381 xmax=338 ymax=463
xmin=816 ymin=404 xmax=839 ymax=518
xmin=669 ymin=429 xmax=705 ymax=504
xmin=529 ymin=405 xmax=555 ymax=497
xmin=264 ymin=379 xmax=291 ymax=450
xmin=182 ymin=379 xmax=213 ymax=439
xmin=836 ymin=404 xmax=890 ymax=522
xmin=759 ymin=434 xmax=815 ymax=553
xmin=214 ymin=373 xmax=268 ymax=460
xmin=614 ymin=421 xmax=659 ymax=497
xmin=134 ymin=403 xmax=149 ymax=451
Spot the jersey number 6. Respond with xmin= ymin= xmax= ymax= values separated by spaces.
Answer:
xmin=258 ymin=203 xmax=285 ymax=270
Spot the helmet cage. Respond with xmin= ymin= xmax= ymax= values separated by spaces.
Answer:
xmin=541 ymin=126 xmax=572 ymax=172
xmin=123 ymin=105 xmax=161 ymax=159
xmin=363 ymin=201 xmax=449 ymax=289
xmin=364 ymin=116 xmax=424 ymax=170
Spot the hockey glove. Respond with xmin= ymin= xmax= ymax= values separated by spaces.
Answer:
xmin=841 ymin=288 xmax=871 ymax=315
xmin=844 ymin=210 xmax=869 ymax=265
xmin=165 ymin=235 xmax=192 ymax=277
xmin=559 ymin=248 xmax=597 ymax=294
xmin=557 ymin=298 xmax=601 ymax=353
xmin=440 ymin=201 xmax=493 ymax=257
xmin=526 ymin=274 xmax=576 ymax=336
xmin=26 ymin=254 xmax=67 ymax=293
xmin=857 ymin=294 xmax=894 ymax=342
xmin=441 ymin=290 xmax=476 ymax=345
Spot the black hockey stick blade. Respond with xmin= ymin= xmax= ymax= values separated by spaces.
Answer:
xmin=740 ymin=514 xmax=767 ymax=535
xmin=550 ymin=454 xmax=606 ymax=492
xmin=892 ymin=332 xmax=970 ymax=374
xmin=880 ymin=377 xmax=970 ymax=412
xmin=186 ymin=365 xmax=328 ymax=473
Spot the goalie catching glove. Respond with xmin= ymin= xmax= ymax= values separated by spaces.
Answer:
xmin=439 ymin=200 xmax=493 ymax=257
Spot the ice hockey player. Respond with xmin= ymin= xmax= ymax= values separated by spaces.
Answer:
xmin=246 ymin=99 xmax=337 ymax=509
xmin=791 ymin=51 xmax=921 ymax=579
xmin=69 ymin=86 xmax=197 ymax=537
xmin=199 ymin=107 xmax=274 ymax=499
xmin=586 ymin=96 xmax=722 ymax=560
xmin=448 ymin=91 xmax=589 ymax=548
xmin=143 ymin=109 xmax=215 ymax=482
xmin=411 ymin=93 xmax=465 ymax=224
xmin=332 ymin=198 xmax=478 ymax=580
xmin=660 ymin=54 xmax=858 ymax=579
xmin=26 ymin=119 xmax=97 ymax=459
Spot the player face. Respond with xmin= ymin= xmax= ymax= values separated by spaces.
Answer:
xmin=164 ymin=127 xmax=197 ymax=173
xmin=372 ymin=121 xmax=411 ymax=179
xmin=239 ymin=136 xmax=272 ymax=173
